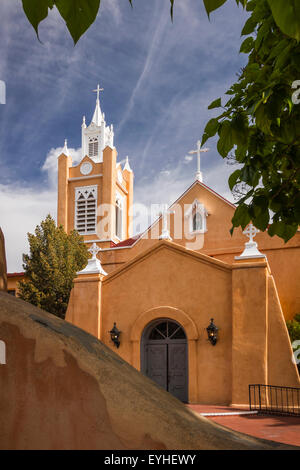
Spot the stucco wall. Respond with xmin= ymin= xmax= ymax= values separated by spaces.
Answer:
xmin=1 ymin=291 xmax=288 ymax=450
xmin=101 ymin=242 xmax=233 ymax=405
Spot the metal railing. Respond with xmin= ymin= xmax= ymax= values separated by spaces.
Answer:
xmin=249 ymin=384 xmax=300 ymax=417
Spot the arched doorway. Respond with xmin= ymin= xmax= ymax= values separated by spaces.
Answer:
xmin=141 ymin=319 xmax=188 ymax=402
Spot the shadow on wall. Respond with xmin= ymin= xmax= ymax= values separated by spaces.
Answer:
xmin=0 ymin=292 xmax=297 ymax=450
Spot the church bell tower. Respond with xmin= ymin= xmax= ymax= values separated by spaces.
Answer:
xmin=57 ymin=85 xmax=134 ymax=248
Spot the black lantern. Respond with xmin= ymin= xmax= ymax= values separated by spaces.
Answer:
xmin=206 ymin=318 xmax=218 ymax=346
xmin=109 ymin=322 xmax=121 ymax=348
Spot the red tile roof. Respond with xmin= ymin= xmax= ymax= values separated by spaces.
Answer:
xmin=112 ymin=234 xmax=142 ymax=248
xmin=7 ymin=272 xmax=24 ymax=278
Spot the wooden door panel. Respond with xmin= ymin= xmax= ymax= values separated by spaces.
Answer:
xmin=168 ymin=343 xmax=188 ymax=402
xmin=147 ymin=344 xmax=167 ymax=390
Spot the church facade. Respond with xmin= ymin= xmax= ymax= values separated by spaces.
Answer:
xmin=60 ymin=88 xmax=300 ymax=405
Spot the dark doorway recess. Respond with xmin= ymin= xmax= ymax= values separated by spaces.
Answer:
xmin=141 ymin=319 xmax=188 ymax=403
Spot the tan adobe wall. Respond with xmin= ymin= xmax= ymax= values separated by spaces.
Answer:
xmin=0 ymin=291 xmax=289 ymax=450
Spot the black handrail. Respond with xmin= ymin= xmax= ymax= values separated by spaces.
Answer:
xmin=249 ymin=384 xmax=300 ymax=417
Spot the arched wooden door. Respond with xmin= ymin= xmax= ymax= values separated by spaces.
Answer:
xmin=141 ymin=319 xmax=188 ymax=403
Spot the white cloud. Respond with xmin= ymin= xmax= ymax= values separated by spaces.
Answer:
xmin=0 ymin=184 xmax=56 ymax=272
xmin=1 ymin=146 xmax=81 ymax=272
xmin=42 ymin=146 xmax=82 ymax=189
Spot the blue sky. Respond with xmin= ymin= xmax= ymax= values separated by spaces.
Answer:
xmin=0 ymin=0 xmax=248 ymax=271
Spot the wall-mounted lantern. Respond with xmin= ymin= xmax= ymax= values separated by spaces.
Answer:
xmin=109 ymin=322 xmax=121 ymax=348
xmin=206 ymin=318 xmax=218 ymax=346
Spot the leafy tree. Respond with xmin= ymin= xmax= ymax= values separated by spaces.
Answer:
xmin=18 ymin=215 xmax=89 ymax=319
xmin=202 ymin=0 xmax=300 ymax=242
xmin=286 ymin=313 xmax=300 ymax=344
xmin=19 ymin=0 xmax=300 ymax=240
xmin=286 ymin=314 xmax=300 ymax=373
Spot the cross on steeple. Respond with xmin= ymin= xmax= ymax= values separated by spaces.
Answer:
xmin=188 ymin=140 xmax=209 ymax=182
xmin=93 ymin=84 xmax=104 ymax=102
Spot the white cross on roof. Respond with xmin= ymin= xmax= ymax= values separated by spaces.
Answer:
xmin=88 ymin=242 xmax=101 ymax=260
xmin=243 ymin=224 xmax=259 ymax=243
xmin=188 ymin=140 xmax=209 ymax=182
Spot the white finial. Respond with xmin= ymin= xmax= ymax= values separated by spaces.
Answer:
xmin=63 ymin=139 xmax=69 ymax=156
xmin=158 ymin=205 xmax=174 ymax=240
xmin=188 ymin=140 xmax=209 ymax=182
xmin=235 ymin=223 xmax=266 ymax=260
xmin=123 ymin=156 xmax=132 ymax=172
xmin=243 ymin=224 xmax=259 ymax=243
xmin=89 ymin=242 xmax=101 ymax=260
xmin=82 ymin=115 xmax=86 ymax=128
xmin=77 ymin=242 xmax=107 ymax=275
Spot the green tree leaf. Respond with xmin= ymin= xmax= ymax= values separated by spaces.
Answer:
xmin=241 ymin=16 xmax=257 ymax=35
xmin=201 ymin=118 xmax=219 ymax=146
xmin=217 ymin=120 xmax=234 ymax=157
xmin=228 ymin=169 xmax=241 ymax=190
xmin=240 ymin=37 xmax=254 ymax=53
xmin=267 ymin=0 xmax=300 ymax=41
xmin=55 ymin=0 xmax=100 ymax=44
xmin=231 ymin=203 xmax=251 ymax=230
xmin=208 ymin=97 xmax=222 ymax=109
xmin=22 ymin=0 xmax=55 ymax=39
xmin=203 ymin=0 xmax=228 ymax=17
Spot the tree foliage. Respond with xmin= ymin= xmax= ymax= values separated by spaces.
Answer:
xmin=286 ymin=313 xmax=300 ymax=372
xmin=286 ymin=313 xmax=300 ymax=344
xmin=18 ymin=215 xmax=89 ymax=319
xmin=202 ymin=0 xmax=300 ymax=241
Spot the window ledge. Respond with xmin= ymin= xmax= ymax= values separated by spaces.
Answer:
xmin=189 ymin=229 xmax=207 ymax=235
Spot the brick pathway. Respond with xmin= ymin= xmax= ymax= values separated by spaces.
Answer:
xmin=187 ymin=405 xmax=300 ymax=447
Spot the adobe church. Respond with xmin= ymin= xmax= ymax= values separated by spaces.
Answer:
xmin=20 ymin=87 xmax=300 ymax=405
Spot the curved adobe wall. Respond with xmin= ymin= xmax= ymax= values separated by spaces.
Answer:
xmin=0 ymin=292 xmax=293 ymax=450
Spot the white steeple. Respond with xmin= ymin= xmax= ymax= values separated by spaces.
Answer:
xmin=81 ymin=84 xmax=114 ymax=162
xmin=91 ymin=84 xmax=103 ymax=126
xmin=123 ymin=156 xmax=132 ymax=172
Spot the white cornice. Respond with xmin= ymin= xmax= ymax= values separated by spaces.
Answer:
xmin=68 ymin=174 xmax=102 ymax=182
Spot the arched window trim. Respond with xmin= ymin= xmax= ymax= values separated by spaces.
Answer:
xmin=185 ymin=199 xmax=208 ymax=234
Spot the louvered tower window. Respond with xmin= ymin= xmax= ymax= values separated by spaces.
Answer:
xmin=88 ymin=137 xmax=99 ymax=158
xmin=75 ymin=186 xmax=97 ymax=234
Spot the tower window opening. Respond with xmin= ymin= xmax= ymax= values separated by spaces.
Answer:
xmin=75 ymin=186 xmax=97 ymax=234
xmin=88 ymin=137 xmax=99 ymax=158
